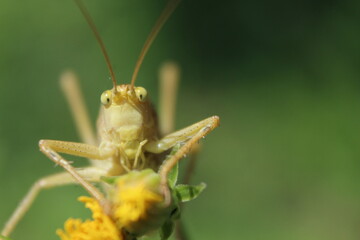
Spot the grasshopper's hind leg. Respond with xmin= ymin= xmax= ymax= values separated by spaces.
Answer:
xmin=159 ymin=62 xmax=180 ymax=136
xmin=2 ymin=72 xmax=106 ymax=237
xmin=159 ymin=62 xmax=202 ymax=184
xmin=158 ymin=63 xmax=216 ymax=240
xmin=60 ymin=71 xmax=97 ymax=146
xmin=1 ymin=167 xmax=104 ymax=237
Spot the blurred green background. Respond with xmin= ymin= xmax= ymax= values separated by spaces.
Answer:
xmin=1 ymin=0 xmax=360 ymax=239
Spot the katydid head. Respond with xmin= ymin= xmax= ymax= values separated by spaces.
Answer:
xmin=99 ymin=85 xmax=155 ymax=141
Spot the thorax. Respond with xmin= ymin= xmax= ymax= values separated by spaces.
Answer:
xmin=93 ymin=101 xmax=159 ymax=175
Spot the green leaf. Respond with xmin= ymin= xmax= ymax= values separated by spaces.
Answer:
xmin=167 ymin=162 xmax=178 ymax=188
xmin=165 ymin=144 xmax=182 ymax=188
xmin=175 ymin=183 xmax=207 ymax=202
xmin=160 ymin=219 xmax=174 ymax=240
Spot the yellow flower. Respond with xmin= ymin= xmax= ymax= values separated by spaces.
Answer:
xmin=114 ymin=182 xmax=163 ymax=225
xmin=112 ymin=169 xmax=171 ymax=236
xmin=57 ymin=196 xmax=122 ymax=240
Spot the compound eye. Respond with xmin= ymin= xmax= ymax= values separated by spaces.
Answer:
xmin=100 ymin=90 xmax=112 ymax=107
xmin=135 ymin=87 xmax=147 ymax=102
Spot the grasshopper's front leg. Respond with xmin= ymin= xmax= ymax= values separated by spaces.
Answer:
xmin=145 ymin=115 xmax=220 ymax=204
xmin=39 ymin=140 xmax=113 ymax=202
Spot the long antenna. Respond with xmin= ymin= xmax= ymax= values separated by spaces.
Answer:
xmin=74 ymin=0 xmax=118 ymax=92
xmin=130 ymin=0 xmax=181 ymax=87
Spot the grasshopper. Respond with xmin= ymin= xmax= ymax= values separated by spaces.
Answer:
xmin=1 ymin=0 xmax=219 ymax=238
